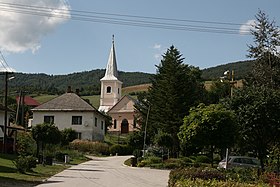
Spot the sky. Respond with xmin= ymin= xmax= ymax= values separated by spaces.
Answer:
xmin=0 ymin=0 xmax=279 ymax=75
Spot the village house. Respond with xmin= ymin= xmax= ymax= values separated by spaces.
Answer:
xmin=31 ymin=90 xmax=107 ymax=141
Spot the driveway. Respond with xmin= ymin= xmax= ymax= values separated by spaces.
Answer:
xmin=37 ymin=156 xmax=170 ymax=187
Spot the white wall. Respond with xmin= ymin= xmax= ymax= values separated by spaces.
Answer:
xmin=32 ymin=111 xmax=105 ymax=141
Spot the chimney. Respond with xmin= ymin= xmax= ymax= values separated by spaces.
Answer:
xmin=75 ymin=89 xmax=80 ymax=96
xmin=67 ymin=86 xmax=72 ymax=93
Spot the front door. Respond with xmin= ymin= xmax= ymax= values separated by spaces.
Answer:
xmin=121 ymin=119 xmax=129 ymax=134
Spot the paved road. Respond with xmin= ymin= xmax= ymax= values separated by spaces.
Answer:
xmin=37 ymin=156 xmax=170 ymax=187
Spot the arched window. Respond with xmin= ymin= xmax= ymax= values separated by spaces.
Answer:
xmin=106 ymin=86 xmax=111 ymax=93
xmin=114 ymin=119 xmax=117 ymax=129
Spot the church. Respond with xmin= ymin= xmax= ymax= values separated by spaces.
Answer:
xmin=98 ymin=36 xmax=140 ymax=134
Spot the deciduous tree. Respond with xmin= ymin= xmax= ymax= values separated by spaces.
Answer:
xmin=178 ymin=103 xmax=235 ymax=165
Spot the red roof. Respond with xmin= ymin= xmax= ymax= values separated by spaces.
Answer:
xmin=16 ymin=96 xmax=40 ymax=107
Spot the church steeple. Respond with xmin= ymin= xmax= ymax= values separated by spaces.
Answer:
xmin=101 ymin=35 xmax=118 ymax=81
xmin=99 ymin=35 xmax=123 ymax=112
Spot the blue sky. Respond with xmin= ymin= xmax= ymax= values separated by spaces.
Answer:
xmin=0 ymin=0 xmax=279 ymax=75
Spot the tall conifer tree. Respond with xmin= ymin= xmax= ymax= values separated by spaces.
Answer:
xmin=140 ymin=45 xmax=203 ymax=156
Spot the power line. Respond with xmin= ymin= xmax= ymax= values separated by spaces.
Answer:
xmin=0 ymin=2 xmax=251 ymax=35
xmin=0 ymin=51 xmax=13 ymax=72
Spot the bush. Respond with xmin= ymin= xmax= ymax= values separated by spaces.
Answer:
xmin=133 ymin=149 xmax=142 ymax=158
xmin=224 ymin=167 xmax=261 ymax=183
xmin=55 ymin=152 xmax=67 ymax=162
xmin=195 ymin=155 xmax=211 ymax=164
xmin=69 ymin=140 xmax=109 ymax=155
xmin=16 ymin=132 xmax=36 ymax=156
xmin=61 ymin=128 xmax=77 ymax=146
xmin=13 ymin=156 xmax=37 ymax=173
xmin=174 ymin=178 xmax=269 ymax=187
xmin=169 ymin=168 xmax=226 ymax=187
xmin=109 ymin=144 xmax=133 ymax=155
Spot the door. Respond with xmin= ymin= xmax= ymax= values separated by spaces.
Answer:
xmin=121 ymin=119 xmax=129 ymax=134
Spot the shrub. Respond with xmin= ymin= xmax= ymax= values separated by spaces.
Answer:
xmin=195 ymin=155 xmax=211 ymax=164
xmin=16 ymin=132 xmax=36 ymax=156
xmin=168 ymin=168 xmax=226 ymax=187
xmin=61 ymin=128 xmax=77 ymax=146
xmin=174 ymin=178 xmax=269 ymax=187
xmin=69 ymin=140 xmax=109 ymax=155
xmin=224 ymin=167 xmax=261 ymax=183
xmin=109 ymin=144 xmax=133 ymax=155
xmin=133 ymin=149 xmax=142 ymax=158
xmin=13 ymin=156 xmax=37 ymax=173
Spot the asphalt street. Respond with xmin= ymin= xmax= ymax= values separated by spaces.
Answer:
xmin=36 ymin=156 xmax=170 ymax=187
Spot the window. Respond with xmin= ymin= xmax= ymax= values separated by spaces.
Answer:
xmin=106 ymin=86 xmax=111 ymax=93
xmin=95 ymin=117 xmax=98 ymax=127
xmin=44 ymin=116 xmax=54 ymax=124
xmin=113 ymin=119 xmax=117 ymax=129
xmin=101 ymin=121 xmax=104 ymax=130
xmin=72 ymin=116 xmax=82 ymax=125
xmin=133 ymin=116 xmax=137 ymax=128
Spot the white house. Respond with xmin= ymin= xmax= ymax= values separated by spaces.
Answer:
xmin=31 ymin=92 xmax=107 ymax=141
xmin=0 ymin=104 xmax=12 ymax=137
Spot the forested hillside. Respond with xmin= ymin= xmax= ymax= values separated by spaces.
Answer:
xmin=1 ymin=60 xmax=253 ymax=95
xmin=2 ymin=69 xmax=152 ymax=96
xmin=201 ymin=60 xmax=253 ymax=80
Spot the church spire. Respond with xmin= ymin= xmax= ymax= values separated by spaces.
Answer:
xmin=101 ymin=35 xmax=118 ymax=80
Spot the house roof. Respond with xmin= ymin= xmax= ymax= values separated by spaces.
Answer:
xmin=100 ymin=36 xmax=119 ymax=81
xmin=32 ymin=93 xmax=98 ymax=112
xmin=16 ymin=96 xmax=40 ymax=107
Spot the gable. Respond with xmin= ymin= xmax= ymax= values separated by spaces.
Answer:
xmin=108 ymin=95 xmax=136 ymax=114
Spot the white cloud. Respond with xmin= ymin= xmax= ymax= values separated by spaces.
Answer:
xmin=153 ymin=44 xmax=161 ymax=50
xmin=0 ymin=0 xmax=71 ymax=53
xmin=239 ymin=20 xmax=256 ymax=35
xmin=152 ymin=43 xmax=164 ymax=61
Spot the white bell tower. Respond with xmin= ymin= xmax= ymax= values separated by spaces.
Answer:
xmin=99 ymin=35 xmax=122 ymax=112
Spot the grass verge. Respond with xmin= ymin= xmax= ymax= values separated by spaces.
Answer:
xmin=0 ymin=153 xmax=87 ymax=186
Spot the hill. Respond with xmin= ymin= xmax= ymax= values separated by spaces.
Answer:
xmin=3 ymin=69 xmax=153 ymax=96
xmin=1 ymin=60 xmax=253 ymax=96
xmin=201 ymin=60 xmax=253 ymax=80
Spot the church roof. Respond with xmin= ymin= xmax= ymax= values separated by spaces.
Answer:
xmin=101 ymin=36 xmax=119 ymax=81
xmin=32 ymin=93 xmax=97 ymax=112
xmin=107 ymin=95 xmax=137 ymax=113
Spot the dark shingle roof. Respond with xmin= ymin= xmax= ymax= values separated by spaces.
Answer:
xmin=32 ymin=93 xmax=96 ymax=111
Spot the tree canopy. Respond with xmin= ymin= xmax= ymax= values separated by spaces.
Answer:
xmin=136 ymin=45 xmax=204 ymax=156
xmin=178 ymin=103 xmax=235 ymax=163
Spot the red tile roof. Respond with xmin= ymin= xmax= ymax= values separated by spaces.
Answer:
xmin=16 ymin=96 xmax=40 ymax=107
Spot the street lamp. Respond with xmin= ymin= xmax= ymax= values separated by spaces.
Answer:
xmin=143 ymin=103 xmax=150 ymax=157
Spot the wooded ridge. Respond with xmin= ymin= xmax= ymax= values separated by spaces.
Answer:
xmin=1 ymin=60 xmax=253 ymax=95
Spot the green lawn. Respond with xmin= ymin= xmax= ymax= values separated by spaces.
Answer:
xmin=0 ymin=153 xmax=68 ymax=186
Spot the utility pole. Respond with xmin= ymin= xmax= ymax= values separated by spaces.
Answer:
xmin=143 ymin=104 xmax=150 ymax=157
xmin=2 ymin=71 xmax=8 ymax=153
